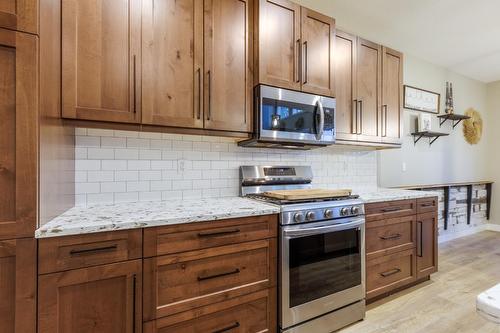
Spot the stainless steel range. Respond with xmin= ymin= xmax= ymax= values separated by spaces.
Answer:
xmin=240 ymin=166 xmax=366 ymax=333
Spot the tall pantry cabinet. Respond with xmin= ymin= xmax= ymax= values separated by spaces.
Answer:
xmin=0 ymin=12 xmax=38 ymax=333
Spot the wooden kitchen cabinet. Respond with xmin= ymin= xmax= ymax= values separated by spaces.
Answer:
xmin=0 ymin=0 xmax=37 ymax=34
xmin=142 ymin=0 xmax=204 ymax=129
xmin=38 ymin=260 xmax=142 ymax=333
xmin=61 ymin=0 xmax=142 ymax=123
xmin=255 ymin=0 xmax=334 ymax=96
xmin=381 ymin=47 xmax=403 ymax=144
xmin=416 ymin=211 xmax=438 ymax=278
xmin=0 ymin=29 xmax=37 ymax=240
xmin=0 ymin=238 xmax=37 ymax=333
xmin=204 ymin=0 xmax=253 ymax=132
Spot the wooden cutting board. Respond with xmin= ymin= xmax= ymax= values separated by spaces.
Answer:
xmin=262 ymin=189 xmax=352 ymax=200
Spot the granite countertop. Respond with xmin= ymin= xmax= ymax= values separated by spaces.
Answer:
xmin=357 ymin=188 xmax=440 ymax=203
xmin=35 ymin=197 xmax=280 ymax=239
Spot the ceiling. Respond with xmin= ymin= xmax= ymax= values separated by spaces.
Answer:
xmin=304 ymin=0 xmax=500 ymax=83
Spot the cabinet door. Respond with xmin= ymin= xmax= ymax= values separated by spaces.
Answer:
xmin=0 ymin=29 xmax=37 ymax=240
xmin=142 ymin=0 xmax=204 ymax=129
xmin=256 ymin=0 xmax=300 ymax=90
xmin=416 ymin=212 xmax=438 ymax=278
xmin=356 ymin=38 xmax=381 ymax=142
xmin=61 ymin=0 xmax=141 ymax=123
xmin=0 ymin=238 xmax=37 ymax=333
xmin=0 ymin=0 xmax=37 ymax=33
xmin=38 ymin=260 xmax=142 ymax=333
xmin=381 ymin=47 xmax=403 ymax=144
xmin=334 ymin=30 xmax=357 ymax=141
xmin=204 ymin=0 xmax=253 ymax=132
xmin=300 ymin=7 xmax=334 ymax=97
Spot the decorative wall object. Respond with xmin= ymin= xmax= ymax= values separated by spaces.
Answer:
xmin=463 ymin=108 xmax=483 ymax=144
xmin=404 ymin=85 xmax=440 ymax=114
xmin=445 ymin=82 xmax=454 ymax=114
xmin=417 ymin=113 xmax=432 ymax=131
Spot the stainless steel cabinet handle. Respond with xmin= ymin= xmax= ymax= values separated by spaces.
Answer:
xmin=357 ymin=100 xmax=363 ymax=135
xmin=380 ymin=268 xmax=401 ymax=277
xmin=207 ymin=70 xmax=212 ymax=121
xmin=296 ymin=39 xmax=301 ymax=83
xmin=420 ymin=203 xmax=434 ymax=207
xmin=352 ymin=100 xmax=358 ymax=134
xmin=198 ymin=268 xmax=240 ymax=281
xmin=417 ymin=221 xmax=423 ymax=257
xmin=132 ymin=273 xmax=137 ymax=333
xmin=380 ymin=234 xmax=402 ymax=241
xmin=303 ymin=41 xmax=308 ymax=84
xmin=133 ymin=55 xmax=137 ymax=114
xmin=212 ymin=322 xmax=240 ymax=333
xmin=197 ymin=68 xmax=201 ymax=120
xmin=197 ymin=228 xmax=240 ymax=237
xmin=381 ymin=207 xmax=401 ymax=212
xmin=382 ymin=104 xmax=388 ymax=137
xmin=69 ymin=244 xmax=118 ymax=256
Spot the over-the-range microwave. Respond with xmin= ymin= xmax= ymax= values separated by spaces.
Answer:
xmin=239 ymin=85 xmax=336 ymax=149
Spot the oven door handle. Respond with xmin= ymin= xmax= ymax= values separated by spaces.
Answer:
xmin=315 ymin=99 xmax=325 ymax=141
xmin=283 ymin=218 xmax=364 ymax=238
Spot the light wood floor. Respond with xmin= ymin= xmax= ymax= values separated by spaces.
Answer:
xmin=341 ymin=231 xmax=500 ymax=333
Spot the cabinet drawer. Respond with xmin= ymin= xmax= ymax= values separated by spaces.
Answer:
xmin=365 ymin=199 xmax=416 ymax=222
xmin=38 ymin=230 xmax=142 ymax=274
xmin=366 ymin=215 xmax=416 ymax=259
xmin=417 ymin=197 xmax=438 ymax=214
xmin=144 ymin=215 xmax=277 ymax=257
xmin=144 ymin=239 xmax=276 ymax=320
xmin=143 ymin=289 xmax=276 ymax=333
xmin=366 ymin=248 xmax=416 ymax=300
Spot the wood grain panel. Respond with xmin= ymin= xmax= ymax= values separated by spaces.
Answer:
xmin=143 ymin=289 xmax=276 ymax=333
xmin=0 ymin=0 xmax=37 ymax=33
xmin=204 ymin=0 xmax=253 ymax=132
xmin=366 ymin=215 xmax=416 ymax=260
xmin=255 ymin=0 xmax=300 ymax=90
xmin=62 ymin=0 xmax=141 ymax=123
xmin=142 ymin=0 xmax=204 ymax=129
xmin=0 ymin=29 xmax=37 ymax=240
xmin=38 ymin=260 xmax=142 ymax=333
xmin=416 ymin=197 xmax=438 ymax=214
xmin=381 ymin=46 xmax=403 ymax=144
xmin=365 ymin=199 xmax=416 ymax=222
xmin=416 ymin=211 xmax=438 ymax=278
xmin=334 ymin=30 xmax=358 ymax=141
xmin=300 ymin=7 xmax=334 ymax=96
xmin=143 ymin=239 xmax=276 ymax=320
xmin=38 ymin=230 xmax=143 ymax=274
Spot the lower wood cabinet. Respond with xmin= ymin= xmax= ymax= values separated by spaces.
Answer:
xmin=0 ymin=238 xmax=37 ymax=333
xmin=38 ymin=260 xmax=142 ymax=333
xmin=416 ymin=212 xmax=438 ymax=278
xmin=143 ymin=288 xmax=276 ymax=333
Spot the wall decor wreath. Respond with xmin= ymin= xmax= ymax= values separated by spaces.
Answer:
xmin=463 ymin=108 xmax=483 ymax=144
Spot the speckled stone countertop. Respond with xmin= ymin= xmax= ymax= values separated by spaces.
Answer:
xmin=357 ymin=188 xmax=440 ymax=203
xmin=35 ymin=197 xmax=280 ymax=239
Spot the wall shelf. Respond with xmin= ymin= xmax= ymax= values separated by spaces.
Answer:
xmin=411 ymin=131 xmax=449 ymax=146
xmin=437 ymin=113 xmax=470 ymax=128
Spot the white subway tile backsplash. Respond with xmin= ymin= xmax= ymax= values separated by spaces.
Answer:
xmin=74 ymin=129 xmax=378 ymax=206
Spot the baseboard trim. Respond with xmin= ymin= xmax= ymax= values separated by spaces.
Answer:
xmin=438 ymin=223 xmax=500 ymax=243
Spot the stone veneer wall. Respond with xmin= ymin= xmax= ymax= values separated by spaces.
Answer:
xmin=423 ymin=185 xmax=489 ymax=236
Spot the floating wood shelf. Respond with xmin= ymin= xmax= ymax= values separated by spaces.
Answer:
xmin=411 ymin=131 xmax=449 ymax=146
xmin=437 ymin=113 xmax=471 ymax=128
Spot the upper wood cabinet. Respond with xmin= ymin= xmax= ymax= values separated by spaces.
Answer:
xmin=0 ymin=29 xmax=37 ymax=240
xmin=38 ymin=260 xmax=143 ymax=333
xmin=381 ymin=46 xmax=403 ymax=144
xmin=61 ymin=0 xmax=142 ymax=123
xmin=0 ymin=238 xmax=37 ymax=333
xmin=0 ymin=0 xmax=37 ymax=34
xmin=203 ymin=0 xmax=253 ymax=132
xmin=256 ymin=0 xmax=335 ymax=96
xmin=142 ymin=0 xmax=204 ymax=129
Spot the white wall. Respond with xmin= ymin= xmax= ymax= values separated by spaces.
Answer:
xmin=486 ymin=81 xmax=500 ymax=220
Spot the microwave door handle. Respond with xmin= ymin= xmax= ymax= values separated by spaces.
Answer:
xmin=284 ymin=219 xmax=364 ymax=238
xmin=315 ymin=99 xmax=325 ymax=140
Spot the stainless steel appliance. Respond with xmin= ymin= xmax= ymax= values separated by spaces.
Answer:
xmin=238 ymin=85 xmax=336 ymax=149
xmin=240 ymin=166 xmax=365 ymax=333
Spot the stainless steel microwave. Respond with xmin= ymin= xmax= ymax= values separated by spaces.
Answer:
xmin=239 ymin=85 xmax=336 ymax=149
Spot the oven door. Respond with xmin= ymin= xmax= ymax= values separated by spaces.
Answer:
xmin=280 ymin=218 xmax=365 ymax=329
xmin=258 ymin=85 xmax=335 ymax=145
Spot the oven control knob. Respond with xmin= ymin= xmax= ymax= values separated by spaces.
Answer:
xmin=340 ymin=207 xmax=350 ymax=216
xmin=351 ymin=206 xmax=360 ymax=215
xmin=294 ymin=212 xmax=305 ymax=223
xmin=324 ymin=209 xmax=334 ymax=219
xmin=306 ymin=211 xmax=316 ymax=221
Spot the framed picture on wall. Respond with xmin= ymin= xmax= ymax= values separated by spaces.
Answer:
xmin=404 ymin=85 xmax=440 ymax=114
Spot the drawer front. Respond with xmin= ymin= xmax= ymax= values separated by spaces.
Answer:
xmin=417 ymin=197 xmax=438 ymax=214
xmin=144 ymin=239 xmax=276 ymax=320
xmin=365 ymin=199 xmax=416 ymax=222
xmin=366 ymin=215 xmax=416 ymax=259
xmin=143 ymin=289 xmax=275 ymax=333
xmin=366 ymin=248 xmax=416 ymax=299
xmin=144 ymin=214 xmax=277 ymax=257
xmin=38 ymin=230 xmax=142 ymax=274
